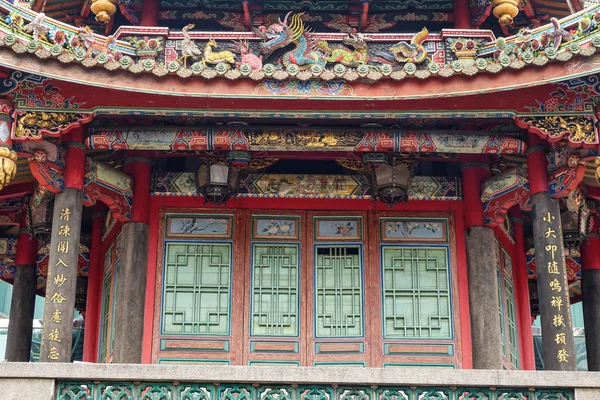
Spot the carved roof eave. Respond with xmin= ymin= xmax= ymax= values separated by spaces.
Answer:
xmin=1 ymin=1 xmax=600 ymax=86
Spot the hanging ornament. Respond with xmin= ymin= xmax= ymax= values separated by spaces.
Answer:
xmin=492 ymin=0 xmax=519 ymax=26
xmin=90 ymin=0 xmax=118 ymax=23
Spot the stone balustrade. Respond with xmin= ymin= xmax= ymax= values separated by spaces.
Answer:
xmin=1 ymin=363 xmax=600 ymax=399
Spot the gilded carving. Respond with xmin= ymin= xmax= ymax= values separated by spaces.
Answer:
xmin=247 ymin=130 xmax=363 ymax=148
xmin=518 ymin=115 xmax=598 ymax=146
xmin=0 ymin=146 xmax=17 ymax=191
xmin=14 ymin=112 xmax=85 ymax=140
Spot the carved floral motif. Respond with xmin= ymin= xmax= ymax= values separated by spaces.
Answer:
xmin=516 ymin=115 xmax=599 ymax=147
xmin=13 ymin=111 xmax=92 ymax=140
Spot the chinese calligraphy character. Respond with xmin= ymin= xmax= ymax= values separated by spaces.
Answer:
xmin=53 ymin=274 xmax=67 ymax=288
xmin=48 ymin=347 xmax=59 ymax=360
xmin=57 ymin=241 xmax=69 ymax=254
xmin=55 ymin=258 xmax=68 ymax=268
xmin=50 ymin=310 xmax=62 ymax=323
xmin=549 ymin=279 xmax=562 ymax=292
xmin=545 ymin=227 xmax=557 ymax=239
xmin=545 ymin=245 xmax=558 ymax=260
xmin=555 ymin=333 xmax=567 ymax=345
xmin=553 ymin=314 xmax=566 ymax=327
xmin=543 ymin=212 xmax=555 ymax=223
xmin=548 ymin=261 xmax=559 ymax=274
xmin=557 ymin=349 xmax=569 ymax=363
xmin=59 ymin=208 xmax=71 ymax=222
xmin=58 ymin=225 xmax=71 ymax=237
xmin=48 ymin=328 xmax=61 ymax=342
xmin=551 ymin=296 xmax=564 ymax=311
xmin=50 ymin=292 xmax=66 ymax=303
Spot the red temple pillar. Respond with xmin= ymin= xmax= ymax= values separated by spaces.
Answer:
xmin=82 ymin=204 xmax=107 ymax=362
xmin=140 ymin=0 xmax=159 ymax=26
xmin=526 ymin=133 xmax=576 ymax=371
xmin=112 ymin=154 xmax=151 ymax=363
xmin=581 ymin=212 xmax=600 ymax=370
xmin=461 ymin=156 xmax=503 ymax=369
xmin=5 ymin=207 xmax=38 ymax=361
xmin=453 ymin=0 xmax=472 ymax=28
xmin=509 ymin=207 xmax=536 ymax=370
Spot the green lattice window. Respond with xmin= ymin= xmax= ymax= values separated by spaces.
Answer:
xmin=315 ymin=245 xmax=363 ymax=337
xmin=99 ymin=245 xmax=115 ymax=363
xmin=99 ymin=273 xmax=111 ymax=362
xmin=162 ymin=243 xmax=232 ymax=335
xmin=504 ymin=276 xmax=519 ymax=367
xmin=251 ymin=244 xmax=299 ymax=336
xmin=498 ymin=267 xmax=507 ymax=359
xmin=381 ymin=246 xmax=451 ymax=339
xmin=110 ymin=238 xmax=120 ymax=352
xmin=498 ymin=248 xmax=519 ymax=369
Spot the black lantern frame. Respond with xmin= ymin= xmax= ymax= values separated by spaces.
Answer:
xmin=196 ymin=161 xmax=239 ymax=206
xmin=372 ymin=156 xmax=415 ymax=207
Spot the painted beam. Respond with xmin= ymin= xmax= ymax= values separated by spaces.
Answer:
xmin=86 ymin=127 xmax=527 ymax=154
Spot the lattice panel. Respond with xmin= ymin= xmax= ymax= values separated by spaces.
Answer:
xmin=315 ymin=245 xmax=363 ymax=337
xmin=381 ymin=247 xmax=451 ymax=339
xmin=251 ymin=244 xmax=299 ymax=336
xmin=498 ymin=267 xmax=507 ymax=360
xmin=163 ymin=243 xmax=231 ymax=335
xmin=504 ymin=276 xmax=520 ymax=368
xmin=99 ymin=273 xmax=111 ymax=362
xmin=56 ymin=382 xmax=574 ymax=400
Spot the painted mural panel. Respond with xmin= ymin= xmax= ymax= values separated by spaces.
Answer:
xmin=253 ymin=217 xmax=299 ymax=240
xmin=166 ymin=215 xmax=233 ymax=239
xmin=315 ymin=217 xmax=362 ymax=240
xmin=381 ymin=219 xmax=448 ymax=242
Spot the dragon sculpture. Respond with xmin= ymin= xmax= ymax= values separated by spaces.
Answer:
xmin=374 ymin=27 xmax=429 ymax=65
xmin=255 ymin=12 xmax=325 ymax=69
xmin=316 ymin=28 xmax=369 ymax=67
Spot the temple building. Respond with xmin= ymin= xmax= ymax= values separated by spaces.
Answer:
xmin=1 ymin=0 xmax=600 ymax=398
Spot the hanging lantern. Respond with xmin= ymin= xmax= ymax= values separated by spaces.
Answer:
xmin=561 ymin=203 xmax=591 ymax=249
xmin=90 ymin=0 xmax=118 ymax=23
xmin=30 ymin=186 xmax=53 ymax=241
xmin=492 ymin=0 xmax=519 ymax=26
xmin=196 ymin=161 xmax=239 ymax=206
xmin=372 ymin=157 xmax=414 ymax=207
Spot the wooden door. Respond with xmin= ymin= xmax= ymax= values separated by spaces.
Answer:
xmin=242 ymin=211 xmax=306 ymax=366
xmin=152 ymin=209 xmax=246 ymax=365
xmin=306 ymin=212 xmax=372 ymax=367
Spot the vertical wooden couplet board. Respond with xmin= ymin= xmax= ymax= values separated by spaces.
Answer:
xmin=40 ymin=188 xmax=83 ymax=362
xmin=531 ymin=192 xmax=576 ymax=371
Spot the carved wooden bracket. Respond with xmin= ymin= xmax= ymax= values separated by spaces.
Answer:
xmin=82 ymin=158 xmax=133 ymax=222
xmin=11 ymin=111 xmax=94 ymax=141
xmin=481 ymin=148 xmax=597 ymax=227
xmin=515 ymin=115 xmax=599 ymax=149
xmin=19 ymin=140 xmax=133 ymax=222
xmin=482 ymin=164 xmax=532 ymax=226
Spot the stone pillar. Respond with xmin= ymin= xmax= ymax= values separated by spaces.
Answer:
xmin=509 ymin=207 xmax=536 ymax=370
xmin=112 ymin=156 xmax=151 ymax=364
xmin=39 ymin=129 xmax=86 ymax=362
xmin=461 ymin=159 xmax=503 ymax=369
xmin=527 ymin=134 xmax=576 ymax=371
xmin=5 ymin=207 xmax=38 ymax=362
xmin=582 ymin=212 xmax=600 ymax=371
xmin=82 ymin=204 xmax=107 ymax=362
